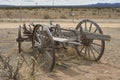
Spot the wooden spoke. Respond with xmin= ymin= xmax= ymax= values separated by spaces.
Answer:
xmin=85 ymin=20 xmax=87 ymax=31
xmin=87 ymin=46 xmax=91 ymax=60
xmin=89 ymin=46 xmax=96 ymax=60
xmin=36 ymin=33 xmax=41 ymax=43
xmin=79 ymin=46 xmax=85 ymax=54
xmin=93 ymin=28 xmax=98 ymax=33
xmin=91 ymin=42 xmax=101 ymax=47
xmin=90 ymin=45 xmax=100 ymax=55
xmin=83 ymin=47 xmax=87 ymax=58
xmin=89 ymin=23 xmax=92 ymax=32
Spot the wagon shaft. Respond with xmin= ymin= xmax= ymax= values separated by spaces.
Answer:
xmin=83 ymin=32 xmax=111 ymax=41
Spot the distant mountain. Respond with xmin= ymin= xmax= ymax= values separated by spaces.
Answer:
xmin=0 ymin=5 xmax=15 ymax=8
xmin=86 ymin=3 xmax=120 ymax=7
xmin=0 ymin=3 xmax=120 ymax=8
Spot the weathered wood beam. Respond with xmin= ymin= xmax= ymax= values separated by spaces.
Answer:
xmin=83 ymin=32 xmax=111 ymax=41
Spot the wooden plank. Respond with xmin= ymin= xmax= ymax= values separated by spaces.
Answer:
xmin=53 ymin=37 xmax=69 ymax=42
xmin=53 ymin=37 xmax=82 ymax=46
xmin=53 ymin=29 xmax=111 ymax=42
xmin=58 ymin=31 xmax=77 ymax=37
xmin=53 ymin=36 xmax=77 ymax=42
xmin=84 ymin=32 xmax=111 ymax=41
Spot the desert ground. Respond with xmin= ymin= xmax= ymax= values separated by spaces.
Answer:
xmin=0 ymin=20 xmax=120 ymax=80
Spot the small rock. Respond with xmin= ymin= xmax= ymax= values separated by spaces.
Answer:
xmin=96 ymin=78 xmax=100 ymax=80
xmin=7 ymin=32 xmax=10 ymax=34
xmin=103 ymin=70 xmax=109 ymax=74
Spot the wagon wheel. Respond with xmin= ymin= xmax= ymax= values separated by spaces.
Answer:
xmin=75 ymin=19 xmax=105 ymax=61
xmin=50 ymin=24 xmax=61 ymax=37
xmin=32 ymin=24 xmax=55 ymax=72
xmin=16 ymin=26 xmax=22 ymax=53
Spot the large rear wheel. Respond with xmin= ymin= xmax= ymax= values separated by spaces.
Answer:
xmin=75 ymin=19 xmax=105 ymax=61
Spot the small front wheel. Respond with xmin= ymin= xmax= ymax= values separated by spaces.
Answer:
xmin=32 ymin=24 xmax=55 ymax=72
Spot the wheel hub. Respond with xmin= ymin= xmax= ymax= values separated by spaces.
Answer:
xmin=81 ymin=35 xmax=93 ymax=46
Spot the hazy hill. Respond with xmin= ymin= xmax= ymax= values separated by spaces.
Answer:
xmin=87 ymin=3 xmax=120 ymax=8
xmin=0 ymin=5 xmax=15 ymax=8
xmin=0 ymin=3 xmax=120 ymax=8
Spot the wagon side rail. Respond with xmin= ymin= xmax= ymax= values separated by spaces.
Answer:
xmin=52 ymin=30 xmax=111 ymax=43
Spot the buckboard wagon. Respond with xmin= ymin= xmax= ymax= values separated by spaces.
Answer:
xmin=16 ymin=19 xmax=111 ymax=72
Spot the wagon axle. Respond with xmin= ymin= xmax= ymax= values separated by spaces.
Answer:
xmin=81 ymin=38 xmax=93 ymax=46
xmin=16 ymin=37 xmax=24 ymax=43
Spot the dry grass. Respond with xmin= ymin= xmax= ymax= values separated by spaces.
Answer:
xmin=0 ymin=8 xmax=120 ymax=19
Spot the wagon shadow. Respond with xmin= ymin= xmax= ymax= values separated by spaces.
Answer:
xmin=22 ymin=46 xmax=97 ymax=68
xmin=20 ymin=46 xmax=99 ymax=78
xmin=54 ymin=47 xmax=98 ymax=77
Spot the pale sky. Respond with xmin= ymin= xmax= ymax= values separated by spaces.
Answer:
xmin=0 ymin=0 xmax=120 ymax=5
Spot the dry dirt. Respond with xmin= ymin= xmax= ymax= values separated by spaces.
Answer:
xmin=0 ymin=21 xmax=120 ymax=80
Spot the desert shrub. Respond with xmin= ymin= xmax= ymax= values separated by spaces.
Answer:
xmin=92 ymin=12 xmax=96 ymax=15
xmin=44 ymin=14 xmax=50 ymax=19
xmin=28 ymin=8 xmax=34 ymax=10
xmin=108 ymin=15 xmax=111 ymax=18
xmin=51 ymin=8 xmax=57 ymax=10
xmin=6 ymin=11 xmax=12 ymax=18
xmin=0 ymin=54 xmax=23 ymax=80
xmin=59 ymin=10 xmax=61 ymax=13
xmin=82 ymin=9 xmax=87 ymax=11
xmin=71 ymin=8 xmax=73 ymax=11
xmin=60 ymin=15 xmax=67 ymax=19
xmin=116 ymin=9 xmax=120 ymax=12
xmin=74 ymin=8 xmax=79 ymax=11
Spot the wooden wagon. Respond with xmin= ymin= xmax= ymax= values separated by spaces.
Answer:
xmin=16 ymin=19 xmax=111 ymax=72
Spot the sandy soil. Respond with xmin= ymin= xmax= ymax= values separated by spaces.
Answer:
xmin=0 ymin=21 xmax=120 ymax=80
